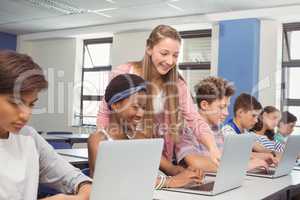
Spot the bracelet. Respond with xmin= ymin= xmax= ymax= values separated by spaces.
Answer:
xmin=155 ymin=175 xmax=166 ymax=190
xmin=165 ymin=176 xmax=172 ymax=188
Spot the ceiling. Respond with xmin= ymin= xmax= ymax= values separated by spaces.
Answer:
xmin=1 ymin=0 xmax=300 ymax=35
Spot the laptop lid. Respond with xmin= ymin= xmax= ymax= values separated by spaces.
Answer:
xmin=273 ymin=135 xmax=300 ymax=177
xmin=90 ymin=139 xmax=164 ymax=200
xmin=212 ymin=134 xmax=255 ymax=194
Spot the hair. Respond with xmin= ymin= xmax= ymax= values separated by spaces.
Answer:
xmin=135 ymin=24 xmax=182 ymax=140
xmin=104 ymin=73 xmax=146 ymax=107
xmin=194 ymin=76 xmax=235 ymax=109
xmin=279 ymin=111 xmax=297 ymax=124
xmin=251 ymin=106 xmax=280 ymax=140
xmin=0 ymin=50 xmax=48 ymax=95
xmin=233 ymin=93 xmax=262 ymax=117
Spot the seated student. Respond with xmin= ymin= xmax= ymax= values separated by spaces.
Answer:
xmin=0 ymin=50 xmax=91 ymax=200
xmin=88 ymin=74 xmax=203 ymax=189
xmin=250 ymin=106 xmax=285 ymax=153
xmin=175 ymin=77 xmax=269 ymax=172
xmin=222 ymin=93 xmax=278 ymax=163
xmin=275 ymin=111 xmax=297 ymax=144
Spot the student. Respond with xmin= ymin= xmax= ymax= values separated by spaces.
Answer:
xmin=0 ymin=50 xmax=91 ymax=200
xmin=88 ymin=74 xmax=203 ymax=189
xmin=251 ymin=106 xmax=285 ymax=153
xmin=275 ymin=111 xmax=297 ymax=144
xmin=97 ymin=24 xmax=220 ymax=176
xmin=175 ymin=77 xmax=269 ymax=172
xmin=222 ymin=93 xmax=278 ymax=163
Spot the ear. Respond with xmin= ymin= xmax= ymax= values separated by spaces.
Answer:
xmin=146 ymin=46 xmax=152 ymax=56
xmin=236 ymin=108 xmax=243 ymax=117
xmin=199 ymin=100 xmax=209 ymax=111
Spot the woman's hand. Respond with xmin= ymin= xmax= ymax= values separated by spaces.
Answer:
xmin=166 ymin=167 xmax=204 ymax=188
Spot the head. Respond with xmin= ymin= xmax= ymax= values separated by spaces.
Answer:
xmin=278 ymin=111 xmax=297 ymax=137
xmin=143 ymin=24 xmax=182 ymax=139
xmin=194 ymin=76 xmax=235 ymax=127
xmin=0 ymin=50 xmax=48 ymax=134
xmin=233 ymin=93 xmax=262 ymax=130
xmin=252 ymin=106 xmax=280 ymax=140
xmin=105 ymin=74 xmax=147 ymax=132
xmin=144 ymin=24 xmax=181 ymax=76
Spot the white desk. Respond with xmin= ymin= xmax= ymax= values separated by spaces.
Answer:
xmin=153 ymin=172 xmax=300 ymax=200
xmin=56 ymin=148 xmax=88 ymax=159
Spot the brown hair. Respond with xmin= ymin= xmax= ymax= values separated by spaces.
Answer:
xmin=252 ymin=106 xmax=280 ymax=140
xmin=135 ymin=25 xmax=182 ymax=140
xmin=194 ymin=76 xmax=235 ymax=109
xmin=233 ymin=93 xmax=262 ymax=117
xmin=0 ymin=50 xmax=48 ymax=94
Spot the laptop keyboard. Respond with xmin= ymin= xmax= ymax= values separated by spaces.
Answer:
xmin=185 ymin=181 xmax=215 ymax=192
xmin=249 ymin=169 xmax=275 ymax=175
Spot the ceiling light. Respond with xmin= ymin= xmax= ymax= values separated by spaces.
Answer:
xmin=166 ymin=2 xmax=184 ymax=11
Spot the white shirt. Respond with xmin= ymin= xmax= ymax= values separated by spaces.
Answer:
xmin=0 ymin=126 xmax=91 ymax=200
xmin=153 ymin=91 xmax=165 ymax=114
xmin=0 ymin=132 xmax=39 ymax=200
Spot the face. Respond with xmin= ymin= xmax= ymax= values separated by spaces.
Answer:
xmin=200 ymin=96 xmax=230 ymax=127
xmin=263 ymin=111 xmax=281 ymax=130
xmin=279 ymin=122 xmax=296 ymax=136
xmin=0 ymin=91 xmax=38 ymax=134
xmin=146 ymin=38 xmax=180 ymax=75
xmin=238 ymin=109 xmax=261 ymax=130
xmin=112 ymin=91 xmax=147 ymax=131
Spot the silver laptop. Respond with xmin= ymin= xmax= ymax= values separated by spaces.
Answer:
xmin=163 ymin=134 xmax=254 ymax=196
xmin=247 ymin=135 xmax=300 ymax=178
xmin=90 ymin=139 xmax=163 ymax=200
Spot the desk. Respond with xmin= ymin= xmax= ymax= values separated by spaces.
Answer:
xmin=56 ymin=148 xmax=88 ymax=159
xmin=60 ymin=154 xmax=88 ymax=169
xmin=153 ymin=171 xmax=300 ymax=200
xmin=42 ymin=134 xmax=89 ymax=144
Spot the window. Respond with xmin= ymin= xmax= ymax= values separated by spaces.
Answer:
xmin=80 ymin=38 xmax=112 ymax=126
xmin=178 ymin=30 xmax=211 ymax=70
xmin=282 ymin=23 xmax=300 ymax=129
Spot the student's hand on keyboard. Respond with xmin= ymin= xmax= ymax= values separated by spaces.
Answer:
xmin=247 ymin=158 xmax=269 ymax=171
xmin=253 ymin=152 xmax=278 ymax=166
xmin=166 ymin=167 xmax=204 ymax=188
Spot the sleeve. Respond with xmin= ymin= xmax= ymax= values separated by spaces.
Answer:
xmin=175 ymin=128 xmax=206 ymax=164
xmin=96 ymin=64 xmax=132 ymax=129
xmin=31 ymin=128 xmax=92 ymax=194
xmin=177 ymin=79 xmax=214 ymax=139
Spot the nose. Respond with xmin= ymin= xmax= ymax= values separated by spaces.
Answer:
xmin=135 ymin=108 xmax=144 ymax=119
xmin=223 ymin=107 xmax=229 ymax=117
xmin=166 ymin=55 xmax=174 ymax=66
xmin=18 ymin=105 xmax=31 ymax=123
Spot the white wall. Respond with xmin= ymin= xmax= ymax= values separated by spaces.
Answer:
xmin=111 ymin=30 xmax=150 ymax=67
xmin=258 ymin=20 xmax=283 ymax=108
xmin=18 ymin=38 xmax=81 ymax=132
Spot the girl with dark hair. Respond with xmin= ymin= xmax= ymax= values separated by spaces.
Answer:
xmin=88 ymin=74 xmax=203 ymax=189
xmin=0 ymin=50 xmax=91 ymax=200
xmin=251 ymin=106 xmax=285 ymax=152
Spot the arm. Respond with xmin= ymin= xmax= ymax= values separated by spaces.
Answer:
xmin=184 ymin=154 xmax=217 ymax=172
xmin=31 ymin=128 xmax=92 ymax=195
xmin=177 ymin=80 xmax=220 ymax=164
xmin=159 ymin=156 xmax=185 ymax=176
xmin=87 ymin=132 xmax=103 ymax=178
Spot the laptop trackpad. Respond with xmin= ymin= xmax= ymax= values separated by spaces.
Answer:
xmin=185 ymin=181 xmax=215 ymax=192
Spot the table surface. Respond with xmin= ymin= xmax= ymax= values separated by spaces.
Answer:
xmin=56 ymin=148 xmax=88 ymax=159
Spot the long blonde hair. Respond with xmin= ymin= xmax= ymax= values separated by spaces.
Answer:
xmin=138 ymin=24 xmax=183 ymax=141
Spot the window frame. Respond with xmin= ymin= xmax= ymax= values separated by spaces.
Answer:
xmin=178 ymin=29 xmax=212 ymax=70
xmin=80 ymin=37 xmax=113 ymax=126
xmin=281 ymin=23 xmax=300 ymax=127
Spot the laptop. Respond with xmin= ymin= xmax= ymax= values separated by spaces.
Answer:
xmin=90 ymin=139 xmax=164 ymax=200
xmin=247 ymin=135 xmax=300 ymax=178
xmin=163 ymin=134 xmax=255 ymax=196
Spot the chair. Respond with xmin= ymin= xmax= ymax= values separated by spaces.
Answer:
xmin=46 ymin=131 xmax=73 ymax=149
xmin=46 ymin=131 xmax=73 ymax=135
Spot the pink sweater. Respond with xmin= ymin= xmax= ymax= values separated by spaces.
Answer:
xmin=97 ymin=63 xmax=213 ymax=161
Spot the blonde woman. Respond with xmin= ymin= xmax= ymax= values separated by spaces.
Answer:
xmin=96 ymin=25 xmax=220 ymax=176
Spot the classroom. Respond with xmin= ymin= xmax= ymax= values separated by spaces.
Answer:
xmin=1 ymin=0 xmax=300 ymax=199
